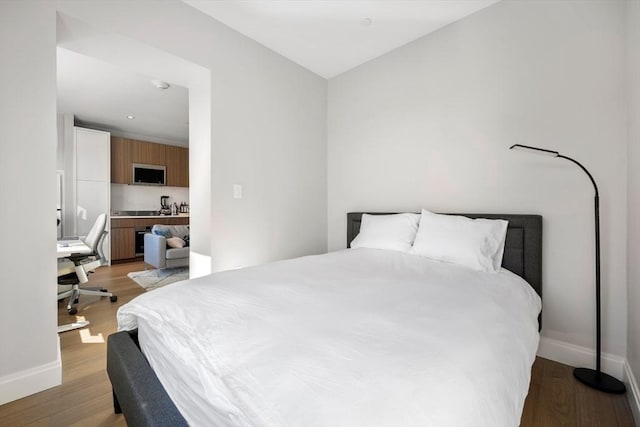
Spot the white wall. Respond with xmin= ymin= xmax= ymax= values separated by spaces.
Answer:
xmin=626 ymin=0 xmax=640 ymax=407
xmin=55 ymin=0 xmax=328 ymax=273
xmin=110 ymin=184 xmax=189 ymax=212
xmin=1 ymin=0 xmax=327 ymax=402
xmin=328 ymin=0 xmax=628 ymax=362
xmin=0 ymin=1 xmax=60 ymax=404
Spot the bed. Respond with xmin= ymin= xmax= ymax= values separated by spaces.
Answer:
xmin=107 ymin=212 xmax=542 ymax=427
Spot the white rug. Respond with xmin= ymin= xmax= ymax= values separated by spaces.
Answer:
xmin=127 ymin=267 xmax=189 ymax=291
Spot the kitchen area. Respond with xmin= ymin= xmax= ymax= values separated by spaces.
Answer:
xmin=109 ymin=137 xmax=190 ymax=263
xmin=56 ymin=47 xmax=190 ymax=270
xmin=56 ymin=123 xmax=190 ymax=267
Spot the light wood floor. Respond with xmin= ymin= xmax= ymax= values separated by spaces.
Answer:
xmin=0 ymin=261 xmax=635 ymax=426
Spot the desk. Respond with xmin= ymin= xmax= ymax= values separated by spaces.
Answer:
xmin=57 ymin=240 xmax=91 ymax=258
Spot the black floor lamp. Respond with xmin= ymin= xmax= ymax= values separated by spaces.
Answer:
xmin=509 ymin=144 xmax=626 ymax=394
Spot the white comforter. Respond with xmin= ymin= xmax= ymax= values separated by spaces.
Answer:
xmin=118 ymin=248 xmax=541 ymax=427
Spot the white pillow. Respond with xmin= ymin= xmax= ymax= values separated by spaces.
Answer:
xmin=166 ymin=236 xmax=185 ymax=248
xmin=411 ymin=210 xmax=508 ymax=272
xmin=351 ymin=213 xmax=420 ymax=252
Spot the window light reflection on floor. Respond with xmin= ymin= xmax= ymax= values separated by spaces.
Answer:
xmin=75 ymin=316 xmax=105 ymax=344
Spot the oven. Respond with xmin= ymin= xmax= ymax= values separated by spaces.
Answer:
xmin=135 ymin=226 xmax=153 ymax=256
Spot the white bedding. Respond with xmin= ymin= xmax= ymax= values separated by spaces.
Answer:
xmin=118 ymin=248 xmax=541 ymax=427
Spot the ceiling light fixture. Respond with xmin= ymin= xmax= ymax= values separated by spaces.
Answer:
xmin=360 ymin=17 xmax=373 ymax=27
xmin=151 ymin=79 xmax=170 ymax=90
xmin=126 ymin=115 xmax=135 ymax=120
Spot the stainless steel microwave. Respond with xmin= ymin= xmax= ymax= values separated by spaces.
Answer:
xmin=132 ymin=163 xmax=166 ymax=186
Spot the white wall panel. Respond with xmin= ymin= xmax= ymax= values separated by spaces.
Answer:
xmin=626 ymin=0 xmax=640 ymax=411
xmin=75 ymin=127 xmax=109 ymax=182
xmin=0 ymin=0 xmax=60 ymax=404
xmin=328 ymin=0 xmax=628 ymax=362
xmin=76 ymin=180 xmax=109 ymax=236
xmin=56 ymin=0 xmax=328 ymax=275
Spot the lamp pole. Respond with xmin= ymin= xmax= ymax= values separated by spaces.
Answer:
xmin=510 ymin=145 xmax=625 ymax=394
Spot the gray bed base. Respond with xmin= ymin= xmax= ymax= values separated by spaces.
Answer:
xmin=107 ymin=330 xmax=188 ymax=426
xmin=107 ymin=212 xmax=542 ymax=426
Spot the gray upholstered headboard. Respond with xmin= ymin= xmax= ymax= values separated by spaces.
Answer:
xmin=346 ymin=212 xmax=542 ymax=299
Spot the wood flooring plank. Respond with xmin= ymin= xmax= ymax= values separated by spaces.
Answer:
xmin=614 ymin=394 xmax=636 ymax=427
xmin=520 ymin=356 xmax=636 ymax=427
xmin=520 ymin=382 xmax=542 ymax=426
xmin=542 ymin=358 xmax=575 ymax=427
xmin=576 ymin=377 xmax=629 ymax=427
xmin=520 ymin=357 xmax=576 ymax=427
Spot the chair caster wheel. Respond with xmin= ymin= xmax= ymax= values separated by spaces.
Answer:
xmin=110 ymin=295 xmax=118 ymax=303
xmin=101 ymin=288 xmax=108 ymax=292
xmin=68 ymin=308 xmax=77 ymax=315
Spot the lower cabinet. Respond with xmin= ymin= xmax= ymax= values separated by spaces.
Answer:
xmin=111 ymin=217 xmax=189 ymax=262
xmin=111 ymin=227 xmax=135 ymax=260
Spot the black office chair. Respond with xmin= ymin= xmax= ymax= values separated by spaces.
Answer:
xmin=58 ymin=214 xmax=117 ymax=315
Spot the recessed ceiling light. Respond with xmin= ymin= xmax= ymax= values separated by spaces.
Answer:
xmin=360 ymin=17 xmax=373 ymax=27
xmin=151 ymin=79 xmax=170 ymax=90
xmin=126 ymin=115 xmax=135 ymax=120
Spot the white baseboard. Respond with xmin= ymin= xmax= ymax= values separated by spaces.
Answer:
xmin=0 ymin=336 xmax=61 ymax=405
xmin=624 ymin=362 xmax=640 ymax=426
xmin=537 ymin=336 xmax=625 ymax=379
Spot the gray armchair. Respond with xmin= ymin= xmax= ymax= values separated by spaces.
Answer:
xmin=144 ymin=224 xmax=190 ymax=269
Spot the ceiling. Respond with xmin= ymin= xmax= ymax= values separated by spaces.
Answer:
xmin=183 ymin=0 xmax=500 ymax=78
xmin=57 ymin=48 xmax=189 ymax=146
xmin=57 ymin=1 xmax=498 ymax=141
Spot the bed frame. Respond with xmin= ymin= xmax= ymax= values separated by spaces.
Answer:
xmin=107 ymin=212 xmax=542 ymax=426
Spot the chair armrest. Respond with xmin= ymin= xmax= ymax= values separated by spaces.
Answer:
xmin=144 ymin=233 xmax=167 ymax=268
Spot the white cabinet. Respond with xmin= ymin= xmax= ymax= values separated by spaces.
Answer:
xmin=76 ymin=180 xmax=109 ymax=236
xmin=75 ymin=127 xmax=110 ymax=260
xmin=76 ymin=127 xmax=110 ymax=181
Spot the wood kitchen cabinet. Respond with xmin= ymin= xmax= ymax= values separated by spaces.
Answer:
xmin=166 ymin=145 xmax=189 ymax=187
xmin=110 ymin=137 xmax=188 ymax=187
xmin=110 ymin=136 xmax=132 ymax=184
xmin=110 ymin=227 xmax=136 ymax=260
xmin=131 ymin=139 xmax=165 ymax=166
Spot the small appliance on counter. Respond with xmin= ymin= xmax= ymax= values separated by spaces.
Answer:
xmin=160 ymin=196 xmax=171 ymax=215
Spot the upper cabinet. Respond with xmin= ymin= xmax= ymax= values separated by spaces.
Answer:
xmin=110 ymin=137 xmax=189 ymax=187
xmin=131 ymin=139 xmax=165 ymax=166
xmin=76 ymin=127 xmax=110 ymax=182
xmin=110 ymin=137 xmax=131 ymax=184
xmin=166 ymin=145 xmax=189 ymax=187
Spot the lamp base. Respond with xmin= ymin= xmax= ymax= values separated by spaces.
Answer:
xmin=573 ymin=368 xmax=626 ymax=394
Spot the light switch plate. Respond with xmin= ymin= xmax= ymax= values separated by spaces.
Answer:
xmin=233 ymin=184 xmax=242 ymax=199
